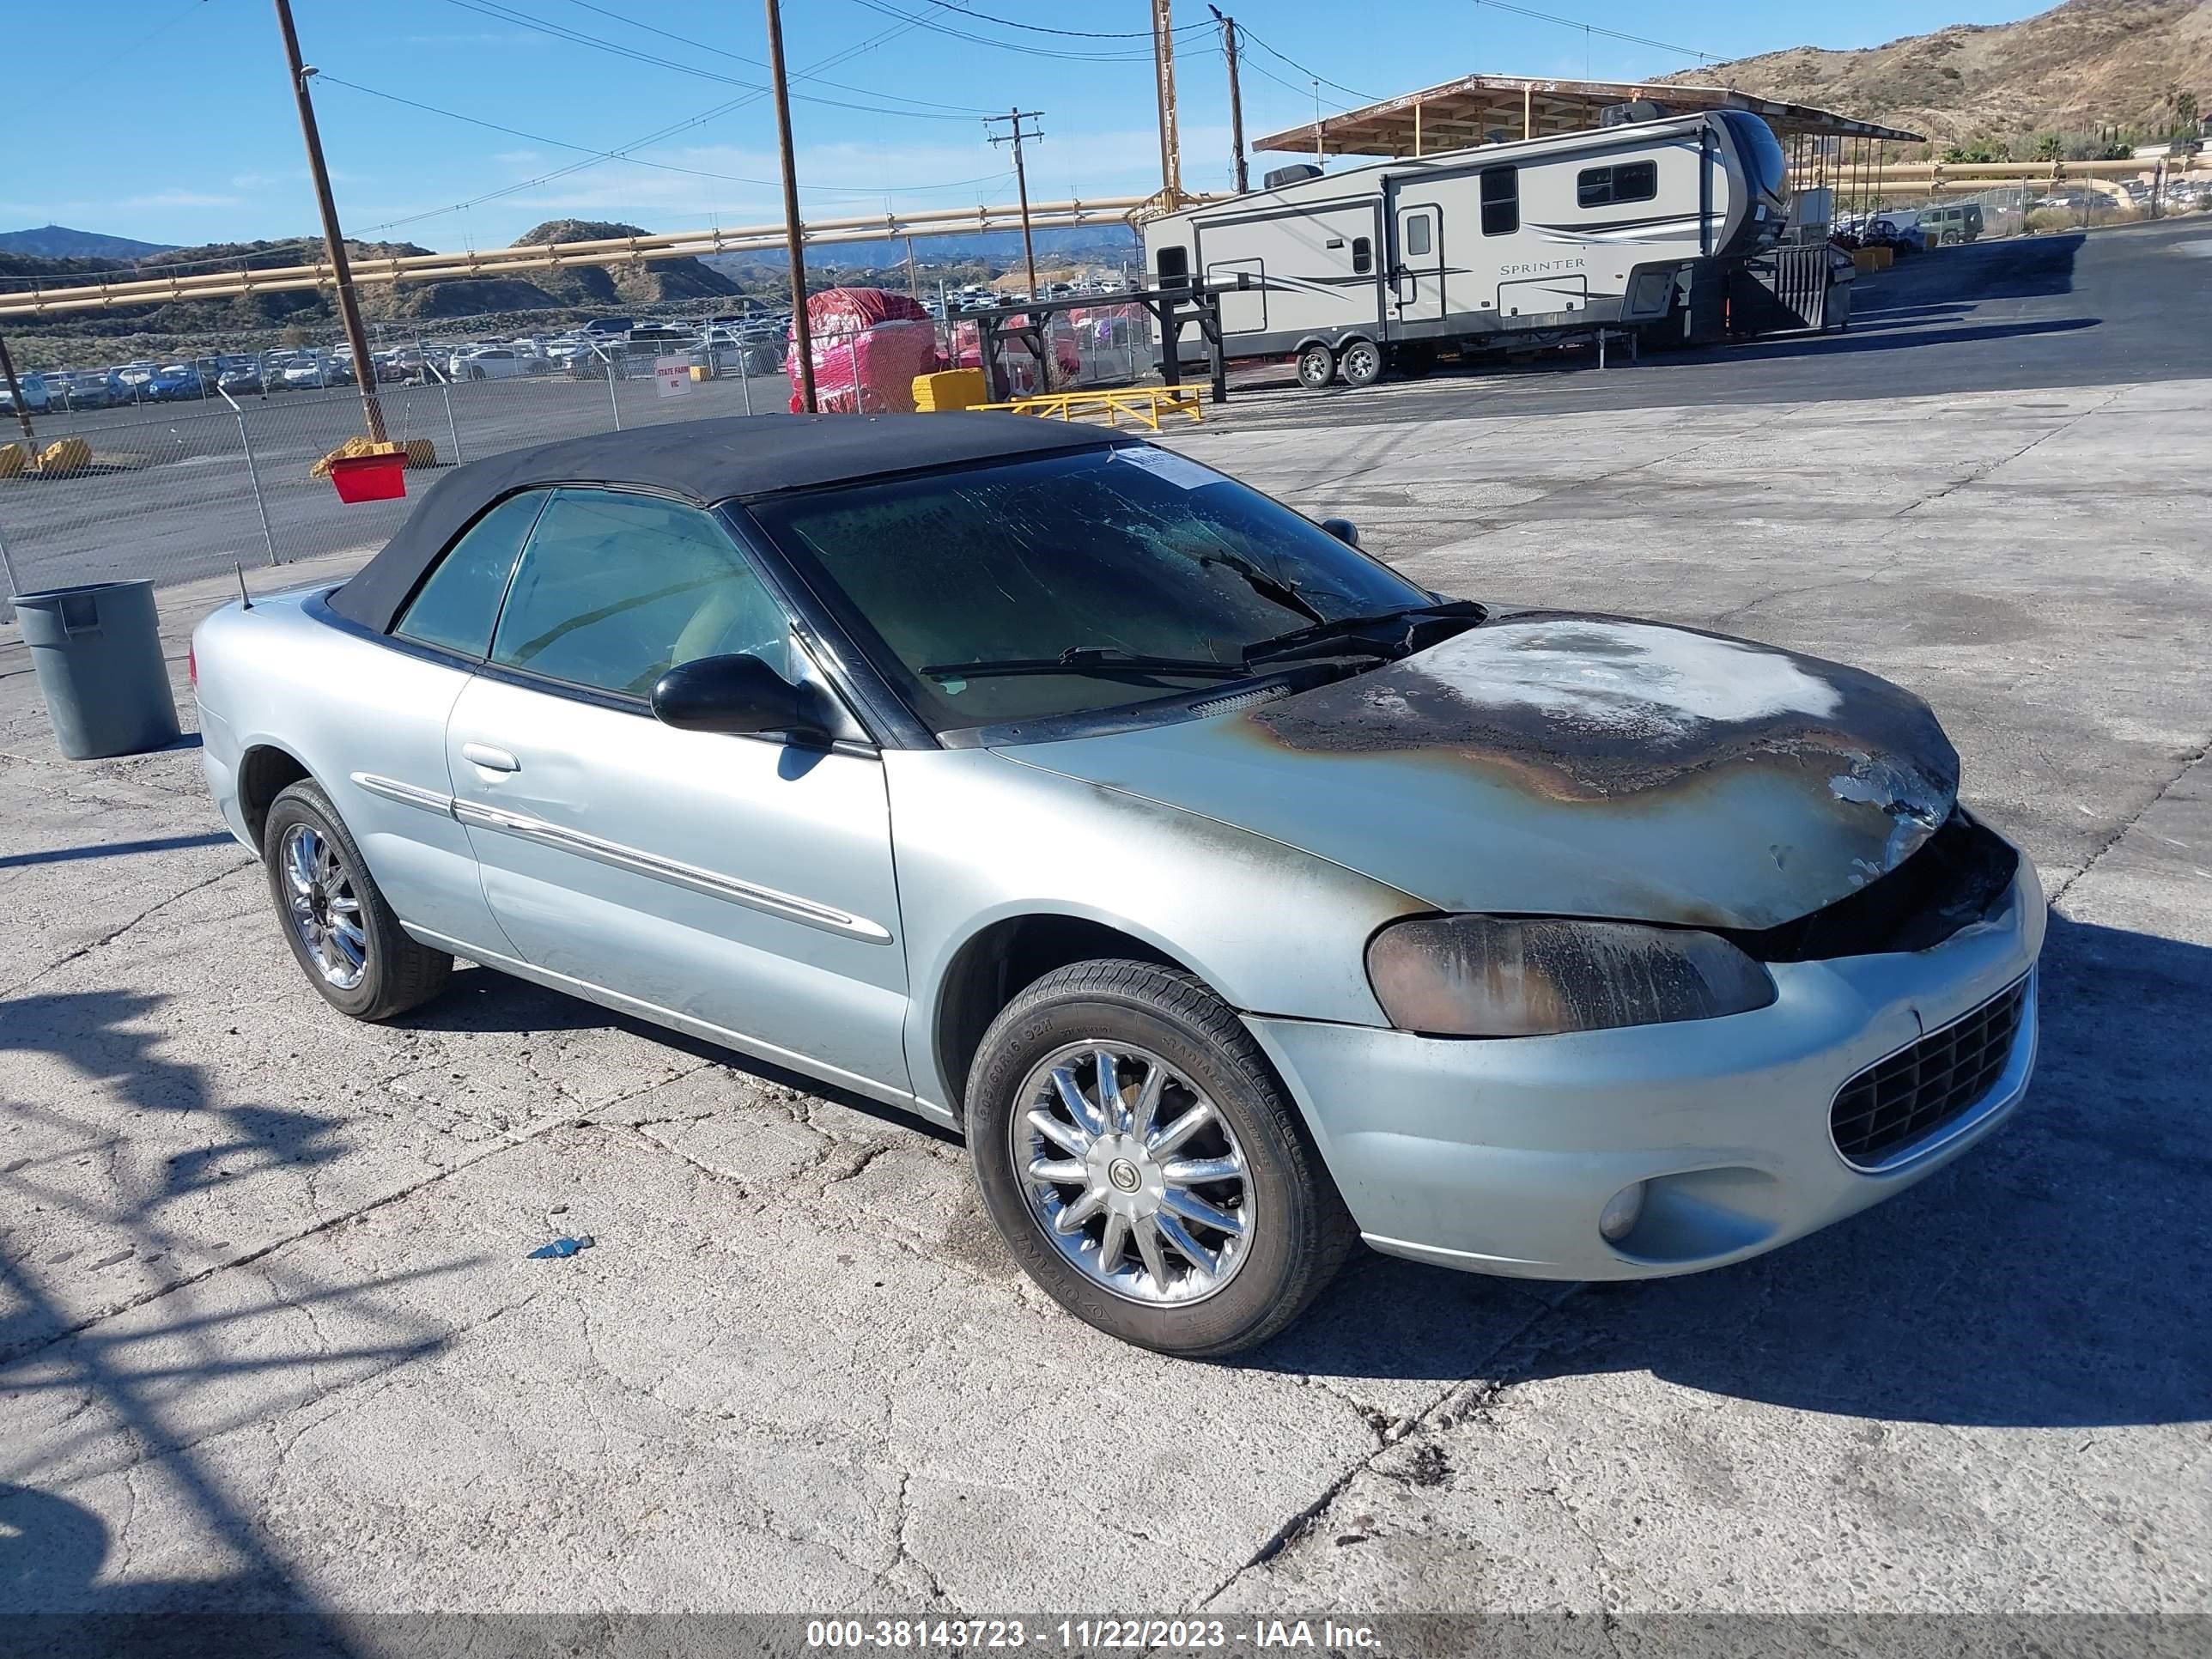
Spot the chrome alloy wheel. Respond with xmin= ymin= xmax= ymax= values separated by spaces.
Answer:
xmin=1012 ymin=1042 xmax=1255 ymax=1305
xmin=280 ymin=823 xmax=368 ymax=990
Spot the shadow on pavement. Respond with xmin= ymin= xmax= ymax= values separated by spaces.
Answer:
xmin=0 ymin=1484 xmax=353 ymax=1655
xmin=0 ymin=991 xmax=464 ymax=1648
xmin=396 ymin=963 xmax=962 ymax=1144
xmin=1249 ymin=912 xmax=2212 ymax=1431
xmin=0 ymin=831 xmax=233 ymax=871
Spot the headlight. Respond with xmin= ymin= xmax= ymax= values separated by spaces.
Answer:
xmin=1366 ymin=915 xmax=1777 ymax=1037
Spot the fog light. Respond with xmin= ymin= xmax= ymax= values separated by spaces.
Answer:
xmin=1599 ymin=1182 xmax=1648 ymax=1243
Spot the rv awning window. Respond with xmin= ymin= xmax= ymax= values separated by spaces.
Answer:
xmin=1578 ymin=161 xmax=1658 ymax=209
xmin=1480 ymin=166 xmax=1519 ymax=236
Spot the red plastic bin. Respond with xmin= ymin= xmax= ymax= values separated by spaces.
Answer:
xmin=327 ymin=451 xmax=407 ymax=503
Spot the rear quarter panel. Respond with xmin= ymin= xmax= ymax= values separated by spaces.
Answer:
xmin=192 ymin=591 xmax=494 ymax=946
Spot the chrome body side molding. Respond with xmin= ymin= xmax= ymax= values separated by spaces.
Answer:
xmin=450 ymin=798 xmax=894 ymax=944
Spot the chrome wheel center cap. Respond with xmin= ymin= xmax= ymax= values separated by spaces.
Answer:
xmin=1107 ymin=1158 xmax=1142 ymax=1193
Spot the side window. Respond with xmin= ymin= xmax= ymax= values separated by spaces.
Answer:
xmin=1351 ymin=235 xmax=1373 ymax=274
xmin=1156 ymin=244 xmax=1190 ymax=289
xmin=1404 ymin=213 xmax=1432 ymax=257
xmin=393 ymin=490 xmax=547 ymax=658
xmin=1481 ymin=166 xmax=1519 ymax=235
xmin=1577 ymin=167 xmax=1613 ymax=208
xmin=490 ymin=489 xmax=790 ymax=700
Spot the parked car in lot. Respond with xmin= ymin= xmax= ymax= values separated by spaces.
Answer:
xmin=0 ymin=371 xmax=53 ymax=414
xmin=58 ymin=371 xmax=123 ymax=410
xmin=144 ymin=363 xmax=206 ymax=401
xmin=280 ymin=357 xmax=330 ymax=389
xmin=191 ymin=415 xmax=2044 ymax=1357
xmin=217 ymin=362 xmax=265 ymax=395
xmin=447 ymin=345 xmax=538 ymax=381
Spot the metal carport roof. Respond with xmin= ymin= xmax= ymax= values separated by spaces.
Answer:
xmin=1251 ymin=74 xmax=1925 ymax=159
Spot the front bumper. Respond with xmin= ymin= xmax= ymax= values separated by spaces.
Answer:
xmin=1247 ymin=860 xmax=2045 ymax=1281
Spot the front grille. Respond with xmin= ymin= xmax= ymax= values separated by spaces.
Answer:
xmin=1830 ymin=977 xmax=2029 ymax=1168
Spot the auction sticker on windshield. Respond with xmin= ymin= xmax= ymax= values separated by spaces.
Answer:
xmin=1112 ymin=445 xmax=1218 ymax=490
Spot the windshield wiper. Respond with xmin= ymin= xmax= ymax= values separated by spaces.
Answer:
xmin=921 ymin=646 xmax=1254 ymax=683
xmin=1243 ymin=599 xmax=1486 ymax=666
xmin=1195 ymin=547 xmax=1326 ymax=626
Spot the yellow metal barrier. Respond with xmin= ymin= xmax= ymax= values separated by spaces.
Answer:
xmin=914 ymin=368 xmax=988 ymax=412
xmin=973 ymin=386 xmax=1204 ymax=431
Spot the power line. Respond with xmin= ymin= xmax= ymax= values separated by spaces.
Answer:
xmin=319 ymin=77 xmax=1007 ymax=199
xmin=932 ymin=0 xmax=1208 ymax=40
xmin=1470 ymin=1 xmax=1716 ymax=68
xmin=841 ymin=0 xmax=1162 ymax=63
xmin=540 ymin=0 xmax=999 ymax=114
xmin=435 ymin=0 xmax=988 ymax=118
xmin=58 ymin=0 xmax=211 ymax=82
xmin=1233 ymin=50 xmax=1360 ymax=114
xmin=356 ymin=9 xmax=944 ymax=233
xmin=1231 ymin=23 xmax=1376 ymax=104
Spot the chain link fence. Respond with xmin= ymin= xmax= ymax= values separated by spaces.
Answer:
xmin=0 ymin=306 xmax=1160 ymax=605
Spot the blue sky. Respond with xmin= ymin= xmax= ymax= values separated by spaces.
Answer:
xmin=9 ymin=0 xmax=2050 ymax=251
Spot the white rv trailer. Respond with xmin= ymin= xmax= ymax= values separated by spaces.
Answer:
xmin=1142 ymin=107 xmax=1792 ymax=388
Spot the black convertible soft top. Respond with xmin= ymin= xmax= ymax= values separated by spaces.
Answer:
xmin=327 ymin=411 xmax=1119 ymax=634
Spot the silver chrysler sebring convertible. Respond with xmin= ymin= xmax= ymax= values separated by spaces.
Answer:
xmin=192 ymin=414 xmax=2042 ymax=1356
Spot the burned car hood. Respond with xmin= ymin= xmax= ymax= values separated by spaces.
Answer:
xmin=1002 ymin=613 xmax=1960 ymax=931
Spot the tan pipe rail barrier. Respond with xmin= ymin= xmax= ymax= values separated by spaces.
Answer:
xmin=0 ymin=197 xmax=1158 ymax=319
xmin=1789 ymin=157 xmax=2179 ymax=186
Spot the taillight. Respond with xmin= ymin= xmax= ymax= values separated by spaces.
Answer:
xmin=188 ymin=645 xmax=198 ymax=689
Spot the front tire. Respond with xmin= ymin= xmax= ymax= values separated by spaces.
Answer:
xmin=966 ymin=960 xmax=1354 ymax=1358
xmin=1295 ymin=342 xmax=1337 ymax=390
xmin=263 ymin=781 xmax=451 ymax=1021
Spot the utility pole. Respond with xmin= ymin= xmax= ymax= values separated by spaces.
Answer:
xmin=0 ymin=333 xmax=35 ymax=449
xmin=1150 ymin=0 xmax=1182 ymax=204
xmin=272 ymin=0 xmax=384 ymax=444
xmin=1209 ymin=8 xmax=1248 ymax=194
xmin=903 ymin=236 xmax=920 ymax=301
xmin=764 ymin=0 xmax=816 ymax=413
xmin=986 ymin=110 xmax=1046 ymax=302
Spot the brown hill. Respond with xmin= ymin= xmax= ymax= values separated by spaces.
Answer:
xmin=1666 ymin=0 xmax=2211 ymax=155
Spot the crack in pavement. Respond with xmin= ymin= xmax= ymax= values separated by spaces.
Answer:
xmin=1 ymin=858 xmax=253 ymax=1000
xmin=1198 ymin=1291 xmax=1578 ymax=1608
xmin=2048 ymin=739 xmax=2211 ymax=905
xmin=0 ymin=1116 xmax=562 ymax=1368
xmin=1891 ymin=388 xmax=2125 ymax=519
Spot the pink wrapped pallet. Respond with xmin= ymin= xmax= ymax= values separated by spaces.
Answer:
xmin=788 ymin=287 xmax=943 ymax=413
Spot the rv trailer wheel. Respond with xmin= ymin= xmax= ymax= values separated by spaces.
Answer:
xmin=1339 ymin=339 xmax=1383 ymax=388
xmin=1296 ymin=343 xmax=1337 ymax=389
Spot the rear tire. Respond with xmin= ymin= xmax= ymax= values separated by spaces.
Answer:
xmin=966 ymin=959 xmax=1355 ymax=1358
xmin=1295 ymin=342 xmax=1337 ymax=390
xmin=263 ymin=781 xmax=451 ymax=1022
xmin=1338 ymin=338 xmax=1384 ymax=388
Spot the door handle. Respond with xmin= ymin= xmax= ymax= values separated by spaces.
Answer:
xmin=461 ymin=742 xmax=520 ymax=773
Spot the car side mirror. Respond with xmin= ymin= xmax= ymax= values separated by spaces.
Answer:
xmin=650 ymin=653 xmax=833 ymax=745
xmin=1320 ymin=517 xmax=1361 ymax=549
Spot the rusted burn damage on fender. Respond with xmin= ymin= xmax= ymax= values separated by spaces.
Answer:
xmin=1245 ymin=611 xmax=1960 ymax=826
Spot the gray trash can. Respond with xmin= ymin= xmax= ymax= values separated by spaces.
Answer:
xmin=15 ymin=580 xmax=182 ymax=759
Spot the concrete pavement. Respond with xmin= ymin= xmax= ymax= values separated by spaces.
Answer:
xmin=1 ymin=374 xmax=2207 ymax=1634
